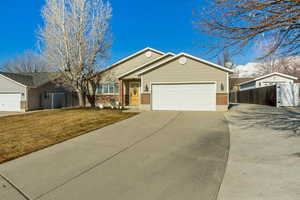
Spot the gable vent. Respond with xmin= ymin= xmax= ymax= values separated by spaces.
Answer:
xmin=145 ymin=51 xmax=152 ymax=58
xmin=179 ymin=57 xmax=187 ymax=65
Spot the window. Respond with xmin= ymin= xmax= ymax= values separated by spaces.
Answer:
xmin=97 ymin=82 xmax=119 ymax=94
xmin=114 ymin=83 xmax=119 ymax=93
xmin=109 ymin=83 xmax=114 ymax=93
xmin=103 ymin=84 xmax=109 ymax=93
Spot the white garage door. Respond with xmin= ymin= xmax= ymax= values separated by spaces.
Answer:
xmin=152 ymin=83 xmax=216 ymax=111
xmin=0 ymin=93 xmax=21 ymax=111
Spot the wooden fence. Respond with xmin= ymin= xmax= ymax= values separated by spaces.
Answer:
xmin=230 ymin=85 xmax=277 ymax=106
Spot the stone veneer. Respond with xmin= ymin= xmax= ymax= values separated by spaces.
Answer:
xmin=96 ymin=95 xmax=119 ymax=106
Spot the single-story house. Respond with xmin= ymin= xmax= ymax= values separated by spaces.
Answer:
xmin=229 ymin=77 xmax=254 ymax=92
xmin=239 ymin=72 xmax=298 ymax=91
xmin=96 ymin=47 xmax=233 ymax=111
xmin=0 ymin=72 xmax=78 ymax=112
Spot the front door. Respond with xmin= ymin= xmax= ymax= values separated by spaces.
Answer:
xmin=129 ymin=82 xmax=140 ymax=105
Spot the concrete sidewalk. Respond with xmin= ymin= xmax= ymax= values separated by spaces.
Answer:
xmin=218 ymin=104 xmax=300 ymax=200
xmin=0 ymin=111 xmax=229 ymax=200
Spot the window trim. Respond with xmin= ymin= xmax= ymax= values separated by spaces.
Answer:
xmin=97 ymin=82 xmax=119 ymax=95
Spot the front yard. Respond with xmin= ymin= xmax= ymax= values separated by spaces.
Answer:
xmin=0 ymin=109 xmax=136 ymax=164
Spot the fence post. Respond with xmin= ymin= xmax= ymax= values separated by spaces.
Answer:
xmin=276 ymin=85 xmax=280 ymax=107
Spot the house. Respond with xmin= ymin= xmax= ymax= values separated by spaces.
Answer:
xmin=96 ymin=47 xmax=233 ymax=111
xmin=229 ymin=77 xmax=254 ymax=92
xmin=239 ymin=72 xmax=298 ymax=91
xmin=0 ymin=72 xmax=78 ymax=112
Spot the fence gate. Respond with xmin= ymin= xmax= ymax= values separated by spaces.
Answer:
xmin=276 ymin=83 xmax=299 ymax=107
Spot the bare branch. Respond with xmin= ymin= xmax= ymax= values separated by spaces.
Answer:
xmin=2 ymin=50 xmax=49 ymax=73
xmin=38 ymin=0 xmax=112 ymax=107
xmin=194 ymin=0 xmax=300 ymax=59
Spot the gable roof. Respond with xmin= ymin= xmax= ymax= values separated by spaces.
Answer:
xmin=98 ymin=47 xmax=165 ymax=74
xmin=229 ymin=77 xmax=254 ymax=90
xmin=137 ymin=53 xmax=234 ymax=75
xmin=239 ymin=72 xmax=298 ymax=86
xmin=0 ymin=72 xmax=60 ymax=88
xmin=118 ymin=53 xmax=175 ymax=79
xmin=0 ymin=72 xmax=33 ymax=87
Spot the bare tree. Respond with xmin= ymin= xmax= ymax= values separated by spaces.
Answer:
xmin=2 ymin=50 xmax=48 ymax=73
xmin=254 ymin=38 xmax=300 ymax=76
xmin=217 ymin=49 xmax=234 ymax=68
xmin=38 ymin=0 xmax=112 ymax=107
xmin=194 ymin=0 xmax=300 ymax=59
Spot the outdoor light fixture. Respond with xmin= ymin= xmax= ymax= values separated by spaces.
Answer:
xmin=145 ymin=84 xmax=149 ymax=92
xmin=221 ymin=83 xmax=225 ymax=91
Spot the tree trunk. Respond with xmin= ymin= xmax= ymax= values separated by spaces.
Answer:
xmin=86 ymin=94 xmax=96 ymax=108
xmin=86 ymin=80 xmax=97 ymax=108
xmin=77 ymin=91 xmax=85 ymax=107
xmin=89 ymin=96 xmax=96 ymax=108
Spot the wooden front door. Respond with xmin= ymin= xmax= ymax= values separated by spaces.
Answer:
xmin=129 ymin=82 xmax=140 ymax=105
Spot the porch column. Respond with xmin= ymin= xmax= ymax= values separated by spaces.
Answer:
xmin=119 ymin=79 xmax=124 ymax=107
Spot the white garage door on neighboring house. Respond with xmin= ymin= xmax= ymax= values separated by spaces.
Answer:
xmin=0 ymin=93 xmax=21 ymax=111
xmin=152 ymin=83 xmax=216 ymax=111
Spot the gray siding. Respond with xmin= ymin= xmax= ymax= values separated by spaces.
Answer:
xmin=123 ymin=54 xmax=174 ymax=79
xmin=142 ymin=56 xmax=229 ymax=93
xmin=101 ymin=50 xmax=163 ymax=82
xmin=27 ymin=82 xmax=77 ymax=110
xmin=27 ymin=88 xmax=42 ymax=110
xmin=0 ymin=75 xmax=27 ymax=101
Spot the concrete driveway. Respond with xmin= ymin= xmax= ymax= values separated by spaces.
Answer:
xmin=218 ymin=104 xmax=300 ymax=200
xmin=0 ymin=111 xmax=229 ymax=200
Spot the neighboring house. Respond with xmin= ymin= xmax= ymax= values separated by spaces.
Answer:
xmin=239 ymin=72 xmax=298 ymax=91
xmin=0 ymin=72 xmax=78 ymax=112
xmin=96 ymin=47 xmax=233 ymax=111
xmin=229 ymin=77 xmax=254 ymax=92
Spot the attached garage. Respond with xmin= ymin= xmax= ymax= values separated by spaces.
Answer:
xmin=152 ymin=83 xmax=216 ymax=111
xmin=0 ymin=73 xmax=27 ymax=112
xmin=137 ymin=53 xmax=233 ymax=111
xmin=0 ymin=72 xmax=78 ymax=112
xmin=0 ymin=93 xmax=21 ymax=111
xmin=96 ymin=48 xmax=233 ymax=111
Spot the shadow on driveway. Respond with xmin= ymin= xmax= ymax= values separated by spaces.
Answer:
xmin=229 ymin=104 xmax=300 ymax=137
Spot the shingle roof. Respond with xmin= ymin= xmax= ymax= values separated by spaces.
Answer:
xmin=239 ymin=72 xmax=298 ymax=86
xmin=0 ymin=72 xmax=60 ymax=87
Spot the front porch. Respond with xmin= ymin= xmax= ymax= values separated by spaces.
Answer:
xmin=119 ymin=79 xmax=142 ymax=107
xmin=95 ymin=79 xmax=149 ymax=110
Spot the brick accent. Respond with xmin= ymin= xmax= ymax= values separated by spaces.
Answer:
xmin=217 ymin=93 xmax=228 ymax=105
xmin=141 ymin=93 xmax=151 ymax=105
xmin=96 ymin=95 xmax=119 ymax=106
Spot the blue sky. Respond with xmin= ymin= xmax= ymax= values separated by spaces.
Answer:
xmin=0 ymin=0 xmax=255 ymax=71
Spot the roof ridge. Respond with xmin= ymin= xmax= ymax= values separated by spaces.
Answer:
xmin=98 ymin=47 xmax=165 ymax=74
xmin=118 ymin=53 xmax=175 ymax=79
xmin=137 ymin=52 xmax=234 ymax=75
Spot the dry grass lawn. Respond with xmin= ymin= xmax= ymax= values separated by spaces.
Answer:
xmin=0 ymin=109 xmax=137 ymax=164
